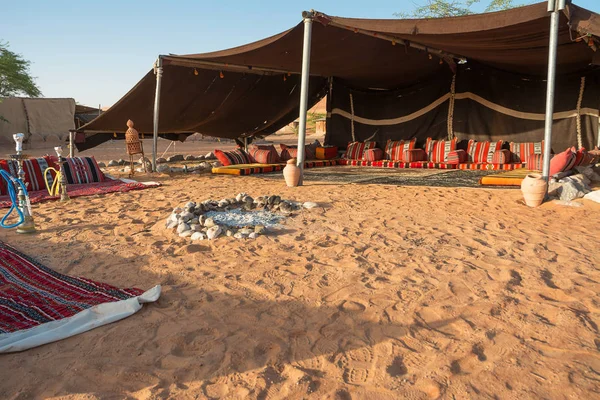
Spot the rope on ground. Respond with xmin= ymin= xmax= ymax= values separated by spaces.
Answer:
xmin=447 ymin=74 xmax=456 ymax=140
xmin=350 ymin=93 xmax=356 ymax=142
xmin=576 ymin=76 xmax=586 ymax=149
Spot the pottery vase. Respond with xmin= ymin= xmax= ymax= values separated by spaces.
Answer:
xmin=521 ymin=173 xmax=547 ymax=207
xmin=283 ymin=158 xmax=300 ymax=187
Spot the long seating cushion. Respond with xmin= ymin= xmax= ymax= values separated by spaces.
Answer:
xmin=280 ymin=143 xmax=317 ymax=161
xmin=510 ymin=141 xmax=544 ymax=163
xmin=247 ymin=145 xmax=280 ymax=164
xmin=344 ymin=141 xmax=376 ymax=160
xmin=384 ymin=138 xmax=416 ymax=161
xmin=492 ymin=149 xmax=511 ymax=164
xmin=550 ymin=148 xmax=577 ymax=176
xmin=426 ymin=138 xmax=457 ymax=163
xmin=446 ymin=150 xmax=468 ymax=165
xmin=62 ymin=156 xmax=106 ymax=184
xmin=526 ymin=154 xmax=544 ymax=171
xmin=214 ymin=149 xmax=250 ymax=166
xmin=363 ymin=148 xmax=384 ymax=161
xmin=466 ymin=140 xmax=504 ymax=163
xmin=403 ymin=149 xmax=428 ymax=162
xmin=0 ymin=156 xmax=58 ymax=195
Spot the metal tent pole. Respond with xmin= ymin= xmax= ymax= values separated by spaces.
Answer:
xmin=542 ymin=0 xmax=565 ymax=181
xmin=68 ymin=130 xmax=75 ymax=157
xmin=296 ymin=11 xmax=314 ymax=186
xmin=152 ymin=56 xmax=164 ymax=172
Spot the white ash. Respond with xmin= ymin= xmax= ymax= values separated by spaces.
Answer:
xmin=203 ymin=208 xmax=285 ymax=228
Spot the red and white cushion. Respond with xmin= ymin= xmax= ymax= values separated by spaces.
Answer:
xmin=280 ymin=144 xmax=316 ymax=161
xmin=0 ymin=156 xmax=58 ymax=195
xmin=247 ymin=145 xmax=280 ymax=164
xmin=425 ymin=138 xmax=457 ymax=163
xmin=491 ymin=149 xmax=511 ymax=164
xmin=526 ymin=154 xmax=544 ymax=171
xmin=344 ymin=141 xmax=376 ymax=160
xmin=384 ymin=139 xmax=416 ymax=161
xmin=214 ymin=149 xmax=250 ymax=166
xmin=510 ymin=141 xmax=544 ymax=164
xmin=446 ymin=150 xmax=468 ymax=165
xmin=403 ymin=149 xmax=428 ymax=162
xmin=62 ymin=156 xmax=106 ymax=184
xmin=466 ymin=140 xmax=504 ymax=164
xmin=363 ymin=148 xmax=384 ymax=162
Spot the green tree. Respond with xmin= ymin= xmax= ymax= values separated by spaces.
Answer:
xmin=396 ymin=0 xmax=531 ymax=18
xmin=0 ymin=41 xmax=41 ymax=122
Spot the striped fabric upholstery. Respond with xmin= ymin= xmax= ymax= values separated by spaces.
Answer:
xmin=384 ymin=139 xmax=416 ymax=161
xmin=466 ymin=140 xmax=504 ymax=163
xmin=425 ymin=138 xmax=457 ymax=163
xmin=340 ymin=159 xmax=457 ymax=169
xmin=446 ymin=150 xmax=468 ymax=165
xmin=280 ymin=144 xmax=316 ymax=161
xmin=247 ymin=145 xmax=280 ymax=164
xmin=214 ymin=149 xmax=250 ymax=166
xmin=344 ymin=141 xmax=376 ymax=160
xmin=0 ymin=156 xmax=58 ymax=195
xmin=363 ymin=148 xmax=384 ymax=161
xmin=403 ymin=149 xmax=428 ymax=162
xmin=491 ymin=149 xmax=511 ymax=164
xmin=526 ymin=154 xmax=544 ymax=171
xmin=510 ymin=141 xmax=544 ymax=163
xmin=458 ymin=163 xmax=525 ymax=171
xmin=62 ymin=157 xmax=105 ymax=184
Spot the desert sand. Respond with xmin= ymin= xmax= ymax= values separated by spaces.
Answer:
xmin=1 ymin=170 xmax=600 ymax=399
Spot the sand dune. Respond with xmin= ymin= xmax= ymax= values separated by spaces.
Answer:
xmin=1 ymin=172 xmax=599 ymax=399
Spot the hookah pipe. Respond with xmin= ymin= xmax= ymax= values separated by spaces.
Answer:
xmin=0 ymin=133 xmax=36 ymax=232
xmin=44 ymin=146 xmax=69 ymax=201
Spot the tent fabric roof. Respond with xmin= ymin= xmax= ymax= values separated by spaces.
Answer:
xmin=79 ymin=2 xmax=600 ymax=146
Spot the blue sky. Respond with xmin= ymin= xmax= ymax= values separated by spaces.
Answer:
xmin=2 ymin=0 xmax=599 ymax=107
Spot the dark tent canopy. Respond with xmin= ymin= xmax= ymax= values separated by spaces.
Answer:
xmin=78 ymin=2 xmax=600 ymax=152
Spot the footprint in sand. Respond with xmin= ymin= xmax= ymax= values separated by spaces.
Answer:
xmin=291 ymin=334 xmax=323 ymax=371
xmin=338 ymin=341 xmax=377 ymax=385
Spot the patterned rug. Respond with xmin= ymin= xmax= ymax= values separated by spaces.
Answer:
xmin=0 ymin=241 xmax=160 ymax=352
xmin=0 ymin=178 xmax=160 ymax=208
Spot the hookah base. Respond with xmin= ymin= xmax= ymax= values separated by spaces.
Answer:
xmin=16 ymin=217 xmax=36 ymax=234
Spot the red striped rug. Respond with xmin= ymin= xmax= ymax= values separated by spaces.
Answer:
xmin=0 ymin=179 xmax=159 ymax=208
xmin=0 ymin=241 xmax=160 ymax=352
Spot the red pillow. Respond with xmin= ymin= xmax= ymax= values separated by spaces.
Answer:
xmin=549 ymin=148 xmax=576 ymax=176
xmin=280 ymin=144 xmax=315 ymax=161
xmin=247 ymin=145 xmax=280 ymax=164
xmin=214 ymin=149 xmax=250 ymax=166
xmin=363 ymin=148 xmax=383 ymax=162
xmin=426 ymin=138 xmax=457 ymax=163
xmin=384 ymin=139 xmax=416 ymax=161
xmin=345 ymin=141 xmax=376 ymax=160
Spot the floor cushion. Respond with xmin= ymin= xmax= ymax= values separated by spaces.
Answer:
xmin=384 ymin=139 xmax=416 ymax=161
xmin=344 ymin=141 xmax=376 ymax=160
xmin=446 ymin=150 xmax=467 ymax=165
xmin=466 ymin=140 xmax=504 ymax=163
xmin=526 ymin=154 xmax=544 ymax=171
xmin=510 ymin=141 xmax=544 ymax=164
xmin=0 ymin=156 xmax=58 ymax=195
xmin=363 ymin=148 xmax=384 ymax=161
xmin=62 ymin=156 xmax=106 ymax=184
xmin=425 ymin=138 xmax=457 ymax=163
xmin=247 ymin=145 xmax=280 ymax=164
xmin=403 ymin=149 xmax=428 ymax=162
xmin=491 ymin=149 xmax=511 ymax=164
xmin=214 ymin=149 xmax=250 ymax=166
xmin=550 ymin=148 xmax=576 ymax=176
xmin=280 ymin=144 xmax=316 ymax=161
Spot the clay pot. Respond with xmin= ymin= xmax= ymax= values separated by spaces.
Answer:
xmin=283 ymin=158 xmax=300 ymax=187
xmin=521 ymin=173 xmax=547 ymax=207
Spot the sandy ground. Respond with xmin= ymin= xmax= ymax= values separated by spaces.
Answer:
xmin=1 ymin=171 xmax=600 ymax=399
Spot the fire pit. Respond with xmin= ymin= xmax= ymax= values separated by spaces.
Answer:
xmin=166 ymin=193 xmax=316 ymax=240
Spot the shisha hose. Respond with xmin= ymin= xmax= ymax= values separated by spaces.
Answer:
xmin=0 ymin=170 xmax=27 ymax=229
xmin=44 ymin=167 xmax=62 ymax=196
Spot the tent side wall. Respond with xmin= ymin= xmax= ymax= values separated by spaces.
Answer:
xmin=0 ymin=98 xmax=75 ymax=148
xmin=325 ymin=64 xmax=600 ymax=152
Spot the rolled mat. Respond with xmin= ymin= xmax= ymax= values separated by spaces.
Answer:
xmin=479 ymin=169 xmax=537 ymax=186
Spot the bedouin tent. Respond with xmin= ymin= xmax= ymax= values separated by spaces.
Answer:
xmin=78 ymin=2 xmax=600 ymax=172
xmin=0 ymin=97 xmax=76 ymax=148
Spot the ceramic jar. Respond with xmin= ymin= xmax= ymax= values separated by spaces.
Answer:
xmin=521 ymin=173 xmax=547 ymax=207
xmin=283 ymin=158 xmax=300 ymax=187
